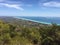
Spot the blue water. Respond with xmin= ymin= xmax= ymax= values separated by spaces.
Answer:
xmin=15 ymin=16 xmax=60 ymax=25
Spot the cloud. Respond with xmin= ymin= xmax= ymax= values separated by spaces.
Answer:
xmin=0 ymin=3 xmax=24 ymax=10
xmin=0 ymin=0 xmax=24 ymax=10
xmin=0 ymin=0 xmax=33 ymax=10
xmin=42 ymin=1 xmax=60 ymax=8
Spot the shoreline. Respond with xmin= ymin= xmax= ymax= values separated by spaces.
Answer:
xmin=14 ymin=17 xmax=60 ymax=25
xmin=14 ymin=17 xmax=51 ymax=25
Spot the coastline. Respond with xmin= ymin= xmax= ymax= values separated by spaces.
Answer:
xmin=14 ymin=17 xmax=60 ymax=25
xmin=14 ymin=17 xmax=52 ymax=25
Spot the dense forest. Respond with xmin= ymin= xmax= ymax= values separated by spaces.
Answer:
xmin=0 ymin=17 xmax=60 ymax=45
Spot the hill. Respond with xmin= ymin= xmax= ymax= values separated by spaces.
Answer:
xmin=0 ymin=16 xmax=60 ymax=45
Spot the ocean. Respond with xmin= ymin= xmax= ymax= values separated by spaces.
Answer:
xmin=15 ymin=16 xmax=60 ymax=25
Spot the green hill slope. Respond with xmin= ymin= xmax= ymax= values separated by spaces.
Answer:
xmin=0 ymin=17 xmax=60 ymax=45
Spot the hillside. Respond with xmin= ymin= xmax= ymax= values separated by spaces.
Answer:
xmin=0 ymin=17 xmax=60 ymax=45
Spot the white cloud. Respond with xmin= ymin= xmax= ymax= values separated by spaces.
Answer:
xmin=0 ymin=3 xmax=24 ymax=10
xmin=0 ymin=0 xmax=32 ymax=10
xmin=43 ymin=1 xmax=60 ymax=8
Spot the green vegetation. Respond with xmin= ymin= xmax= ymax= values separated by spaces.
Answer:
xmin=0 ymin=17 xmax=60 ymax=45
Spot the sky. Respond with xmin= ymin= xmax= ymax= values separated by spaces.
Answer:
xmin=0 ymin=0 xmax=60 ymax=17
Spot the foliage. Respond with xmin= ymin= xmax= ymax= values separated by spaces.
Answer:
xmin=0 ymin=20 xmax=60 ymax=45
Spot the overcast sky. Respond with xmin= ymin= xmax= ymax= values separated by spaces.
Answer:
xmin=0 ymin=0 xmax=60 ymax=17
